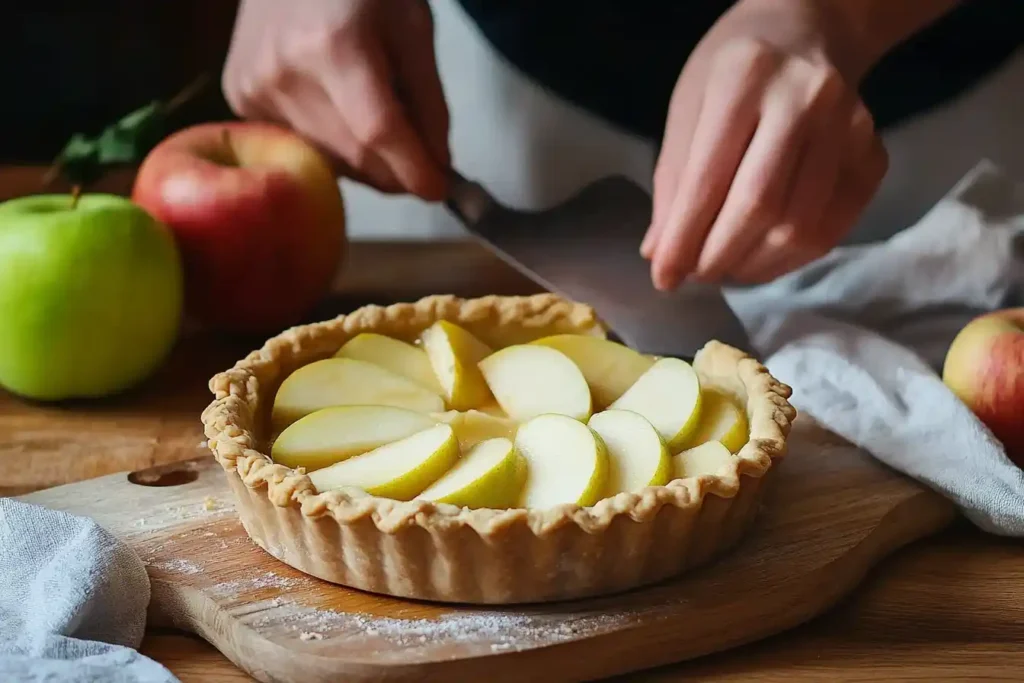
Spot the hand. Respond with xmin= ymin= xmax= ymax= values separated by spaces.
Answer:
xmin=640 ymin=0 xmax=888 ymax=289
xmin=222 ymin=0 xmax=450 ymax=200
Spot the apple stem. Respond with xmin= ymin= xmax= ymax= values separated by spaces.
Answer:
xmin=70 ymin=185 xmax=82 ymax=209
xmin=165 ymin=73 xmax=211 ymax=115
xmin=221 ymin=128 xmax=238 ymax=166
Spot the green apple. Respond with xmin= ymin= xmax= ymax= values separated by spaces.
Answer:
xmin=271 ymin=358 xmax=445 ymax=431
xmin=672 ymin=440 xmax=736 ymax=480
xmin=307 ymin=423 xmax=460 ymax=500
xmin=678 ymin=389 xmax=749 ymax=454
xmin=478 ymin=345 xmax=592 ymax=422
xmin=271 ymin=405 xmax=438 ymax=471
xmin=610 ymin=357 xmax=703 ymax=450
xmin=0 ymin=193 xmax=183 ymax=400
xmin=334 ymin=332 xmax=442 ymax=394
xmin=419 ymin=320 xmax=494 ymax=411
xmin=515 ymin=414 xmax=608 ymax=508
xmin=588 ymin=409 xmax=671 ymax=495
xmin=531 ymin=334 xmax=654 ymax=408
xmin=417 ymin=437 xmax=527 ymax=509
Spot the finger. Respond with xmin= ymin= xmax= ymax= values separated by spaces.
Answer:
xmin=774 ymin=92 xmax=855 ymax=253
xmin=642 ymin=58 xmax=709 ymax=259
xmin=692 ymin=65 xmax=846 ymax=282
xmin=386 ymin=1 xmax=451 ymax=170
xmin=813 ymin=102 xmax=887 ymax=248
xmin=730 ymin=99 xmax=883 ymax=284
xmin=271 ymin=74 xmax=404 ymax=193
xmin=729 ymin=226 xmax=819 ymax=284
xmin=325 ymin=37 xmax=448 ymax=200
xmin=649 ymin=43 xmax=779 ymax=290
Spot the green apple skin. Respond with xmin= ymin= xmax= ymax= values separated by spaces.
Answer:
xmin=0 ymin=194 xmax=184 ymax=400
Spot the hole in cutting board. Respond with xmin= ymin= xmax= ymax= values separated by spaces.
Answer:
xmin=127 ymin=466 xmax=200 ymax=487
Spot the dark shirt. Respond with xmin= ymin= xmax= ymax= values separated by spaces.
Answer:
xmin=2 ymin=2 xmax=1019 ymax=162
xmin=455 ymin=0 xmax=1023 ymax=143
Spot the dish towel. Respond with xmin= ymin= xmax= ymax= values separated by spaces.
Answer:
xmin=0 ymin=499 xmax=179 ymax=682
xmin=1 ymin=161 xmax=1022 ymax=683
xmin=726 ymin=160 xmax=1024 ymax=535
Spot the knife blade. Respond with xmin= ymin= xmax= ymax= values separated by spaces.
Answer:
xmin=445 ymin=172 xmax=753 ymax=360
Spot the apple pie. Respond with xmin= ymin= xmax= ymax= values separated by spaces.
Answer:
xmin=201 ymin=294 xmax=796 ymax=604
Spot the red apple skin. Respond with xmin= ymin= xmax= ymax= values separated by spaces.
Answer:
xmin=942 ymin=308 xmax=1024 ymax=467
xmin=133 ymin=121 xmax=345 ymax=333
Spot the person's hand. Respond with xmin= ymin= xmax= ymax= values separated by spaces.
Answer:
xmin=640 ymin=0 xmax=888 ymax=289
xmin=222 ymin=0 xmax=450 ymax=200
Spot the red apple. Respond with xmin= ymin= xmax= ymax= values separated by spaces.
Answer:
xmin=942 ymin=308 xmax=1024 ymax=466
xmin=133 ymin=121 xmax=346 ymax=333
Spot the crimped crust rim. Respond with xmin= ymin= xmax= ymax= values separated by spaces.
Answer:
xmin=200 ymin=294 xmax=796 ymax=537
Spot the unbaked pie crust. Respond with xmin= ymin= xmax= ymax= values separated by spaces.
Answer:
xmin=201 ymin=294 xmax=796 ymax=604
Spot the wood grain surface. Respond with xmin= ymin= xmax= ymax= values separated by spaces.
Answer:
xmin=1 ymin=235 xmax=1022 ymax=680
xmin=17 ymin=417 xmax=955 ymax=683
xmin=136 ymin=525 xmax=1024 ymax=682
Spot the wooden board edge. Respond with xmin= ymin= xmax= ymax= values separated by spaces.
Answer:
xmin=149 ymin=488 xmax=956 ymax=683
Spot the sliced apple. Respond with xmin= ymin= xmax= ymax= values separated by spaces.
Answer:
xmin=416 ymin=437 xmax=526 ymax=509
xmin=609 ymin=357 xmax=702 ymax=450
xmin=679 ymin=389 xmax=749 ymax=454
xmin=515 ymin=414 xmax=607 ymax=508
xmin=478 ymin=345 xmax=592 ymax=422
xmin=431 ymin=409 xmax=519 ymax=450
xmin=672 ymin=440 xmax=736 ymax=480
xmin=307 ymin=424 xmax=460 ymax=500
xmin=420 ymin=320 xmax=494 ymax=411
xmin=271 ymin=358 xmax=445 ymax=430
xmin=531 ymin=335 xmax=654 ymax=408
xmin=271 ymin=405 xmax=437 ymax=472
xmin=334 ymin=332 xmax=442 ymax=394
xmin=588 ymin=409 xmax=671 ymax=496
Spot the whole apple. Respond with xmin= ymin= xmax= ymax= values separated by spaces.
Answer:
xmin=0 ymin=194 xmax=183 ymax=401
xmin=942 ymin=308 xmax=1024 ymax=467
xmin=132 ymin=121 xmax=346 ymax=334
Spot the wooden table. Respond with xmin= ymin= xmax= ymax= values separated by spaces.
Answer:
xmin=2 ymin=233 xmax=1022 ymax=680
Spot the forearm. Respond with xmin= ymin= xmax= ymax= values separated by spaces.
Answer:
xmin=819 ymin=0 xmax=963 ymax=70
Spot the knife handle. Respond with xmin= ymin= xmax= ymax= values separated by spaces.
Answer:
xmin=446 ymin=170 xmax=496 ymax=228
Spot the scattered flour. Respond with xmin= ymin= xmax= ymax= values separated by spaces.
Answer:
xmin=150 ymin=558 xmax=203 ymax=575
xmin=244 ymin=603 xmax=628 ymax=651
xmin=212 ymin=571 xmax=306 ymax=596
xmin=299 ymin=631 xmax=323 ymax=641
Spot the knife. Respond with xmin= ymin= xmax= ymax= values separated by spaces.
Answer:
xmin=445 ymin=172 xmax=752 ymax=360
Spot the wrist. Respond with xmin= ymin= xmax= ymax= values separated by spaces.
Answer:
xmin=813 ymin=0 xmax=962 ymax=76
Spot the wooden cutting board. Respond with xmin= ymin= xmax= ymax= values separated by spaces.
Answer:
xmin=17 ymin=417 xmax=956 ymax=683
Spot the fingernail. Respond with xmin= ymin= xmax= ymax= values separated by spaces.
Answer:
xmin=639 ymin=232 xmax=654 ymax=258
xmin=653 ymin=268 xmax=676 ymax=292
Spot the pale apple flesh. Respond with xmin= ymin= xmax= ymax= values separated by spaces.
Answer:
xmin=678 ymin=389 xmax=749 ymax=454
xmin=420 ymin=320 xmax=494 ymax=411
xmin=531 ymin=334 xmax=654 ymax=408
xmin=943 ymin=309 xmax=1024 ymax=465
xmin=416 ymin=437 xmax=527 ymax=509
xmin=271 ymin=405 xmax=437 ymax=471
xmin=479 ymin=345 xmax=593 ymax=422
xmin=307 ymin=424 xmax=460 ymax=500
xmin=515 ymin=414 xmax=608 ymax=508
xmin=334 ymin=332 xmax=442 ymax=393
xmin=609 ymin=357 xmax=703 ymax=451
xmin=431 ymin=409 xmax=519 ymax=449
xmin=673 ymin=441 xmax=736 ymax=480
xmin=132 ymin=121 xmax=345 ymax=333
xmin=271 ymin=357 xmax=445 ymax=430
xmin=588 ymin=409 xmax=671 ymax=496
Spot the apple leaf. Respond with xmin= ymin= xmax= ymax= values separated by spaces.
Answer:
xmin=54 ymin=102 xmax=167 ymax=186
xmin=49 ymin=74 xmax=209 ymax=188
